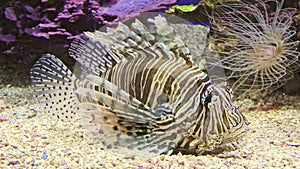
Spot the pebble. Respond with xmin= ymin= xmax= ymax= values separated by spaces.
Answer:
xmin=0 ymin=117 xmax=8 ymax=122
xmin=24 ymin=157 xmax=35 ymax=165
xmin=41 ymin=153 xmax=48 ymax=160
xmin=8 ymin=160 xmax=20 ymax=165
xmin=285 ymin=142 xmax=300 ymax=147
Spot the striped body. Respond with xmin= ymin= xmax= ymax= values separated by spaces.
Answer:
xmin=107 ymin=56 xmax=208 ymax=115
xmin=31 ymin=15 xmax=249 ymax=155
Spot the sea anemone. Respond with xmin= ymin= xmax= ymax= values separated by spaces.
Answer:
xmin=206 ymin=0 xmax=300 ymax=99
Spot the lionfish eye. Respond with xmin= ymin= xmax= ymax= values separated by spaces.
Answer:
xmin=204 ymin=93 xmax=212 ymax=104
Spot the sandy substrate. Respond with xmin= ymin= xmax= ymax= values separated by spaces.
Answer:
xmin=0 ymin=86 xmax=299 ymax=168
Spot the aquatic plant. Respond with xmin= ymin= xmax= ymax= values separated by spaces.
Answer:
xmin=206 ymin=0 xmax=300 ymax=99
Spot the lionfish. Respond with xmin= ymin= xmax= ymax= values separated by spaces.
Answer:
xmin=30 ymin=15 xmax=249 ymax=155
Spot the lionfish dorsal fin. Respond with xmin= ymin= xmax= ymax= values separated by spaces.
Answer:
xmin=69 ymin=15 xmax=194 ymax=78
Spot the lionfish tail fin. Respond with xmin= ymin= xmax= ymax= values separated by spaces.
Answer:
xmin=30 ymin=54 xmax=77 ymax=121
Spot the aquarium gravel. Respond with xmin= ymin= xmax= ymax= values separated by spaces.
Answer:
xmin=0 ymin=86 xmax=299 ymax=168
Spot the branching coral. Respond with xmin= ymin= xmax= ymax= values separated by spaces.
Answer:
xmin=206 ymin=0 xmax=300 ymax=99
xmin=88 ymin=0 xmax=178 ymax=24
xmin=0 ymin=0 xmax=178 ymax=43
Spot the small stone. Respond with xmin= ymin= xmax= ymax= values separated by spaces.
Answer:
xmin=8 ymin=160 xmax=20 ymax=165
xmin=0 ymin=117 xmax=8 ymax=122
xmin=41 ymin=153 xmax=48 ymax=159
xmin=285 ymin=142 xmax=300 ymax=147
xmin=24 ymin=157 xmax=35 ymax=165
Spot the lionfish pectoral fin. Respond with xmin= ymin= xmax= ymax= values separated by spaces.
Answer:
xmin=30 ymin=54 xmax=77 ymax=121
xmin=85 ymin=75 xmax=157 ymax=115
xmin=75 ymin=75 xmax=178 ymax=154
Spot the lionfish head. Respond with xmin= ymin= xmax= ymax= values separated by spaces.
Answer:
xmin=197 ymin=85 xmax=250 ymax=153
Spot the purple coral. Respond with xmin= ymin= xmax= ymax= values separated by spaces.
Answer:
xmin=4 ymin=7 xmax=18 ymax=21
xmin=56 ymin=0 xmax=86 ymax=22
xmin=0 ymin=33 xmax=16 ymax=43
xmin=57 ymin=0 xmax=178 ymax=24
xmin=0 ymin=28 xmax=16 ymax=43
xmin=90 ymin=0 xmax=178 ymax=23
xmin=0 ymin=0 xmax=178 ymax=43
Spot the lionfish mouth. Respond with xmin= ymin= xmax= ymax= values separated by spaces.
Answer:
xmin=198 ymin=124 xmax=249 ymax=155
xmin=223 ymin=124 xmax=250 ymax=144
xmin=222 ymin=113 xmax=250 ymax=144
